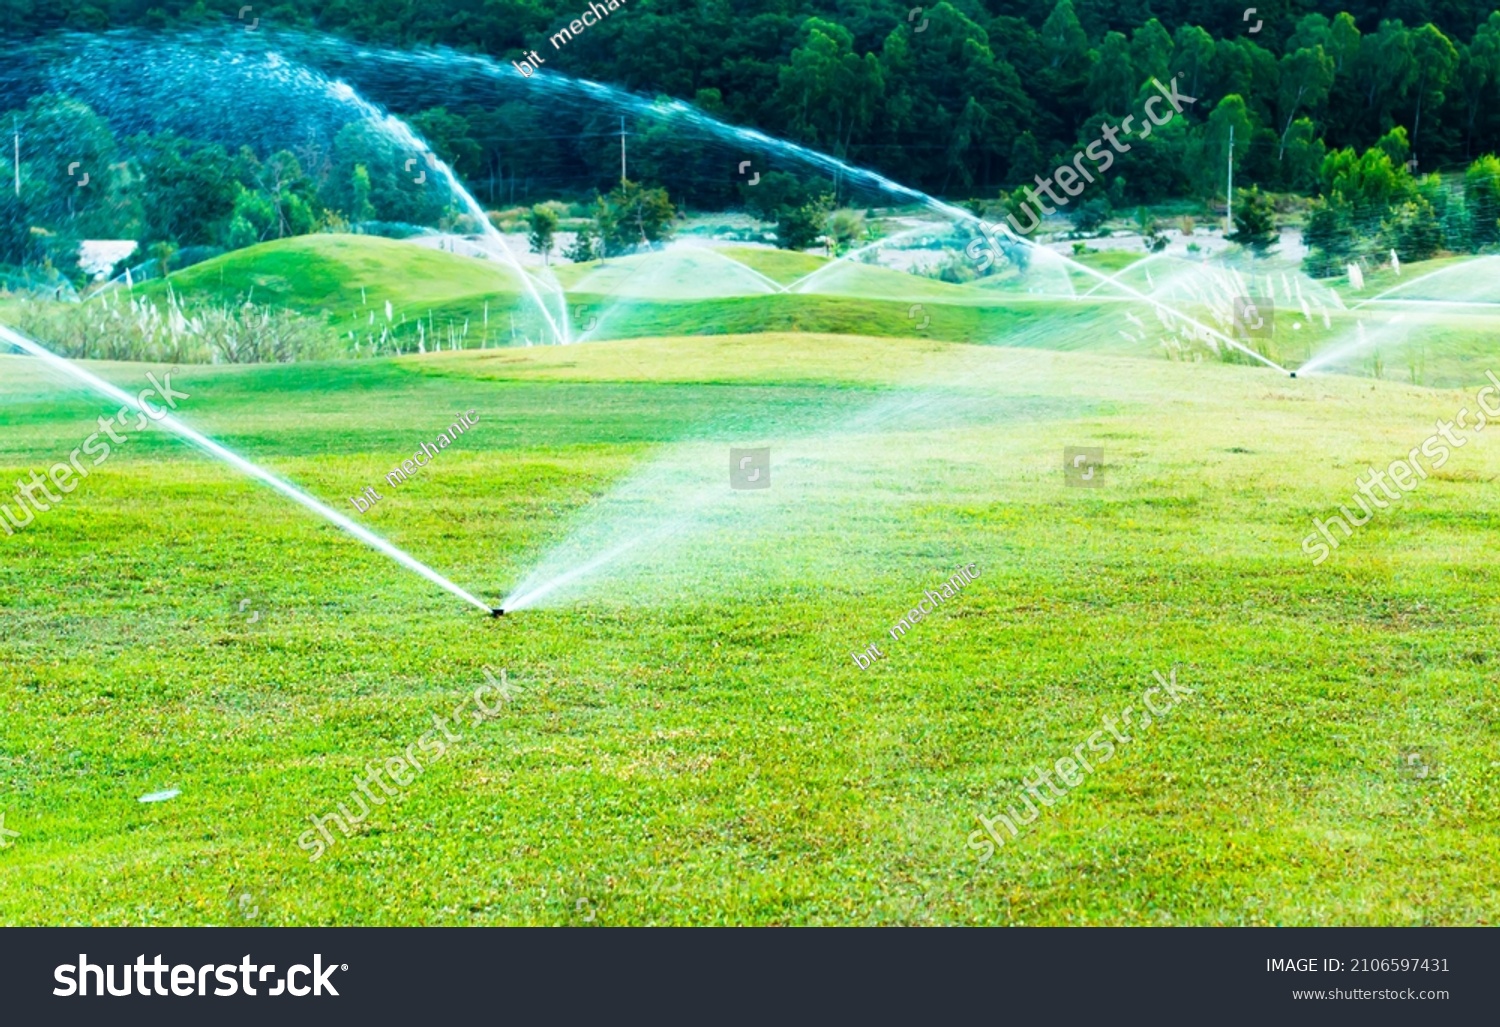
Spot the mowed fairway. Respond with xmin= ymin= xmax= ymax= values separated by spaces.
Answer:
xmin=1 ymin=329 xmax=1498 ymax=925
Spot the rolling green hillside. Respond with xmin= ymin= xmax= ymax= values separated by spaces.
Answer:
xmin=146 ymin=235 xmax=1160 ymax=352
xmin=55 ymin=234 xmax=1490 ymax=387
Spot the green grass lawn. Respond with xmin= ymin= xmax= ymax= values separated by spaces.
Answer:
xmin=2 ymin=327 xmax=1497 ymax=926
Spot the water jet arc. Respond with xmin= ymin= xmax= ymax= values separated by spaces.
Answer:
xmin=0 ymin=324 xmax=491 ymax=615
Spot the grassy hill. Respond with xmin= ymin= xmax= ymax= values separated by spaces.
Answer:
xmin=154 ymin=235 xmax=532 ymax=349
xmin=162 ymin=234 xmax=523 ymax=314
xmin=717 ymin=246 xmax=831 ymax=286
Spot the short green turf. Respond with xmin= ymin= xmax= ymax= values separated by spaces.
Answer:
xmin=1 ymin=327 xmax=1497 ymax=926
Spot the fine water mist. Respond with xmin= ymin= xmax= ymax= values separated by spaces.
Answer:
xmin=497 ymin=315 xmax=1141 ymax=612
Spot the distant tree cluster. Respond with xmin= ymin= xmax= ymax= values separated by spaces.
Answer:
xmin=590 ymin=179 xmax=676 ymax=258
xmin=1298 ymin=127 xmax=1500 ymax=274
xmin=0 ymin=93 xmax=463 ymax=274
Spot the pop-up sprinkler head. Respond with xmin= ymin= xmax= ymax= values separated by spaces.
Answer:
xmin=490 ymin=607 xmax=505 ymax=618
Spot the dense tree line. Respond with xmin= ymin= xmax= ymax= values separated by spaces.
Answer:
xmin=9 ymin=2 xmax=1500 ymax=276
xmin=8 ymin=1 xmax=1500 ymax=194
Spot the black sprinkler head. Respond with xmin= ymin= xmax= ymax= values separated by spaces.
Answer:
xmin=1289 ymin=372 xmax=1297 ymax=378
xmin=490 ymin=607 xmax=505 ymax=618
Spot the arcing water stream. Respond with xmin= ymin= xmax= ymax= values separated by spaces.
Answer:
xmin=0 ymin=324 xmax=494 ymax=614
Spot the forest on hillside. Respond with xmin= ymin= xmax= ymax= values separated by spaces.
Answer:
xmin=8 ymin=1 xmax=1500 ymax=281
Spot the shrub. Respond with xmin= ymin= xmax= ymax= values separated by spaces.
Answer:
xmin=775 ymin=195 xmax=832 ymax=251
xmin=1300 ymin=197 xmax=1352 ymax=277
xmin=1464 ymin=155 xmax=1500 ymax=249
xmin=1388 ymin=197 xmax=1443 ymax=262
xmin=1228 ymin=187 xmax=1278 ymax=254
xmin=1071 ymin=196 xmax=1111 ymax=234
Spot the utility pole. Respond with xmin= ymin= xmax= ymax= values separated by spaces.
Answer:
xmin=1225 ymin=123 xmax=1234 ymax=235
xmin=12 ymin=116 xmax=19 ymax=198
xmin=619 ymin=115 xmax=627 ymax=186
